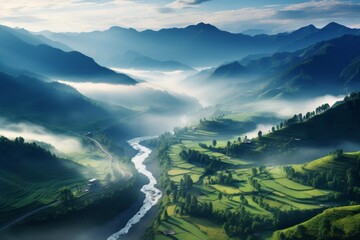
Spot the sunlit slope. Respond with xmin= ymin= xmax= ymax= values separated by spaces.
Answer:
xmin=0 ymin=72 xmax=114 ymax=130
xmin=261 ymin=95 xmax=360 ymax=148
xmin=0 ymin=28 xmax=136 ymax=84
xmin=272 ymin=205 xmax=360 ymax=240
xmin=0 ymin=137 xmax=88 ymax=225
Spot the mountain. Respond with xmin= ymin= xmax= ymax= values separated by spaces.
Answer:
xmin=276 ymin=93 xmax=360 ymax=145
xmin=0 ymin=25 xmax=72 ymax=52
xmin=257 ymin=34 xmax=360 ymax=98
xmin=0 ymin=71 xmax=115 ymax=130
xmin=110 ymin=51 xmax=194 ymax=71
xmin=0 ymin=27 xmax=136 ymax=85
xmin=0 ymin=61 xmax=50 ymax=82
xmin=42 ymin=22 xmax=360 ymax=67
xmin=0 ymin=136 xmax=87 ymax=226
xmin=209 ymin=61 xmax=248 ymax=80
xmin=280 ymin=22 xmax=360 ymax=52
xmin=272 ymin=205 xmax=360 ymax=240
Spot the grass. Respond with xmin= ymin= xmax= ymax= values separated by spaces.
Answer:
xmin=0 ymin=137 xmax=122 ymax=226
xmin=274 ymin=178 xmax=313 ymax=191
xmin=189 ymin=217 xmax=228 ymax=240
xmin=272 ymin=205 xmax=360 ymax=240
xmin=168 ymin=169 xmax=192 ymax=176
xmin=0 ymin=159 xmax=88 ymax=225
xmin=158 ymin=114 xmax=356 ymax=240
xmin=210 ymin=184 xmax=241 ymax=195
xmin=156 ymin=216 xmax=208 ymax=240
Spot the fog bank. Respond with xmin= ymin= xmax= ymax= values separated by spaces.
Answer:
xmin=0 ymin=118 xmax=82 ymax=154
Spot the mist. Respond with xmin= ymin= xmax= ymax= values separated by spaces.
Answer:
xmin=58 ymin=80 xmax=201 ymax=114
xmin=0 ymin=118 xmax=82 ymax=154
xmin=240 ymin=95 xmax=345 ymax=118
xmin=263 ymin=141 xmax=360 ymax=167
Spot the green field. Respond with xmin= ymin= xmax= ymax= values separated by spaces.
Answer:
xmin=0 ymin=137 xmax=125 ymax=227
xmin=153 ymin=98 xmax=360 ymax=239
xmin=272 ymin=205 xmax=360 ymax=240
xmin=156 ymin=216 xmax=209 ymax=240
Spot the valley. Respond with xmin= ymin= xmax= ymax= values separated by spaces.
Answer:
xmin=0 ymin=2 xmax=360 ymax=239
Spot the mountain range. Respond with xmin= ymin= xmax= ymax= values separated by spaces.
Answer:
xmin=109 ymin=51 xmax=194 ymax=71
xmin=0 ymin=71 xmax=114 ymax=130
xmin=0 ymin=25 xmax=136 ymax=85
xmin=193 ymin=34 xmax=360 ymax=100
xmin=42 ymin=22 xmax=360 ymax=67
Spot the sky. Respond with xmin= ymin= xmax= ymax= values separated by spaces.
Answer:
xmin=1 ymin=0 xmax=360 ymax=33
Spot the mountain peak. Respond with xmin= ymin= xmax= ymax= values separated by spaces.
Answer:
xmin=322 ymin=22 xmax=348 ymax=31
xmin=291 ymin=24 xmax=318 ymax=35
xmin=187 ymin=22 xmax=219 ymax=31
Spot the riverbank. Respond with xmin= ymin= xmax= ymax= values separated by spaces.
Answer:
xmin=106 ymin=137 xmax=162 ymax=240
xmin=0 ymin=174 xmax=147 ymax=240
xmin=116 ymin=147 xmax=161 ymax=240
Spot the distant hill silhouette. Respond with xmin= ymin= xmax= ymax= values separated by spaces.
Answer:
xmin=203 ymin=34 xmax=360 ymax=99
xmin=0 ymin=27 xmax=136 ymax=84
xmin=110 ymin=51 xmax=194 ymax=71
xmin=42 ymin=22 xmax=360 ymax=66
xmin=0 ymin=71 xmax=115 ymax=130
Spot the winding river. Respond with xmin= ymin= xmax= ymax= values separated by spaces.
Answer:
xmin=107 ymin=136 xmax=162 ymax=240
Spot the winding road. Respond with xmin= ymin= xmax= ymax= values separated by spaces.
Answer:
xmin=87 ymin=137 xmax=132 ymax=181
xmin=0 ymin=201 xmax=59 ymax=232
xmin=107 ymin=136 xmax=162 ymax=240
xmin=0 ymin=137 xmax=132 ymax=233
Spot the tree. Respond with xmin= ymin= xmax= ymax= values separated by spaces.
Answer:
xmin=240 ymin=194 xmax=246 ymax=204
xmin=252 ymin=167 xmax=258 ymax=176
xmin=105 ymin=173 xmax=111 ymax=182
xmin=15 ymin=137 xmax=25 ymax=144
xmin=320 ymin=219 xmax=331 ymax=238
xmin=238 ymin=137 xmax=241 ymax=142
xmin=59 ymin=187 xmax=74 ymax=203
xmin=272 ymin=127 xmax=275 ymax=133
xmin=258 ymin=131 xmax=262 ymax=139
xmin=163 ymin=208 xmax=169 ymax=220
xmin=212 ymin=139 xmax=217 ymax=147
xmin=218 ymin=192 xmax=223 ymax=202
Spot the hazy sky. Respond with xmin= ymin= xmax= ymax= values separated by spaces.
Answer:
xmin=1 ymin=0 xmax=360 ymax=33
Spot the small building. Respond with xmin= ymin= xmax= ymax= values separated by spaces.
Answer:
xmin=88 ymin=178 xmax=100 ymax=190
xmin=163 ymin=230 xmax=176 ymax=235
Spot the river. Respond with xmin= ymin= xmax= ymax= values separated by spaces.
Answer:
xmin=107 ymin=136 xmax=162 ymax=240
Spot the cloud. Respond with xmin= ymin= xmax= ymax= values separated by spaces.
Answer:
xmin=0 ymin=118 xmax=83 ymax=154
xmin=0 ymin=16 xmax=44 ymax=23
xmin=1 ymin=0 xmax=360 ymax=33
xmin=275 ymin=0 xmax=360 ymax=20
xmin=179 ymin=0 xmax=211 ymax=5
xmin=164 ymin=0 xmax=211 ymax=10
xmin=77 ymin=0 xmax=114 ymax=3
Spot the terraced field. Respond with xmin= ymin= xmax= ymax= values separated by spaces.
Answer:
xmin=0 ymin=140 xmax=117 ymax=226
xmin=156 ymin=216 xmax=208 ymax=240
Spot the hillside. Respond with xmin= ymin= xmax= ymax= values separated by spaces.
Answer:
xmin=267 ymin=93 xmax=360 ymax=146
xmin=206 ymin=35 xmax=360 ymax=99
xmin=0 ymin=72 xmax=115 ymax=130
xmin=261 ymin=34 xmax=360 ymax=98
xmin=272 ymin=205 xmax=360 ymax=240
xmin=0 ymin=28 xmax=136 ymax=85
xmin=109 ymin=51 xmax=194 ymax=71
xmin=0 ymin=25 xmax=72 ymax=52
xmin=42 ymin=22 xmax=360 ymax=67
xmin=0 ymin=136 xmax=87 ymax=225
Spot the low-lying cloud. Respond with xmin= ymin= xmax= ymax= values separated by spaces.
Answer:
xmin=241 ymin=95 xmax=344 ymax=118
xmin=0 ymin=118 xmax=83 ymax=154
